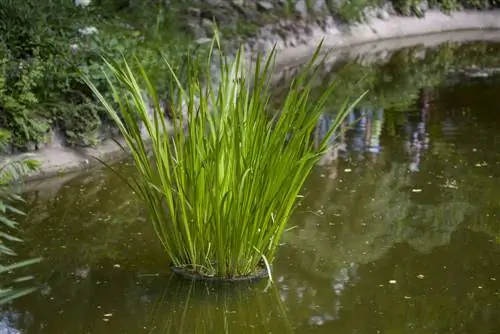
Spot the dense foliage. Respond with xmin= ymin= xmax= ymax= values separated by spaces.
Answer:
xmin=1 ymin=0 xmax=500 ymax=152
xmin=0 ymin=0 xmax=201 ymax=151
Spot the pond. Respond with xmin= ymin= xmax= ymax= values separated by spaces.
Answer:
xmin=3 ymin=39 xmax=500 ymax=333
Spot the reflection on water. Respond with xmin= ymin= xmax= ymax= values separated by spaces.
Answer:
xmin=3 ymin=44 xmax=500 ymax=333
xmin=314 ymin=89 xmax=435 ymax=176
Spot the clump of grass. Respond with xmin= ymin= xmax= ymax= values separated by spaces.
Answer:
xmin=84 ymin=32 xmax=364 ymax=280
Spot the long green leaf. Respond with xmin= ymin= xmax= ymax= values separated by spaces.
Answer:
xmin=83 ymin=30 xmax=364 ymax=279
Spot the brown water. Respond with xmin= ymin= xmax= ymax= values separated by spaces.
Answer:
xmin=2 ymin=42 xmax=500 ymax=333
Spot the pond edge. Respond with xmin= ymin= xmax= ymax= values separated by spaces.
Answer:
xmin=13 ymin=9 xmax=500 ymax=183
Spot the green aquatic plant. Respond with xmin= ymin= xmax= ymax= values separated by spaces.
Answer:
xmin=0 ymin=131 xmax=42 ymax=304
xmin=84 ymin=33 xmax=363 ymax=280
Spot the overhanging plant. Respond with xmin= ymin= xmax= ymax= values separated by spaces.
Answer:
xmin=84 ymin=32 xmax=365 ymax=281
xmin=0 ymin=130 xmax=42 ymax=304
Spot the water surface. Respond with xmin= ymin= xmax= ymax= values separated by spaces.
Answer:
xmin=3 ymin=41 xmax=500 ymax=333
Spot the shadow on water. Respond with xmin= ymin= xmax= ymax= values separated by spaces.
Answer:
xmin=2 ymin=40 xmax=500 ymax=333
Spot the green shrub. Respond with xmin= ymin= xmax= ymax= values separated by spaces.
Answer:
xmin=0 ymin=0 xmax=202 ymax=149
xmin=0 ymin=47 xmax=51 ymax=150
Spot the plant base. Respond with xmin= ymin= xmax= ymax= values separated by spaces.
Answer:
xmin=171 ymin=266 xmax=269 ymax=283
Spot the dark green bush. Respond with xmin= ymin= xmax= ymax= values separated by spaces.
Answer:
xmin=0 ymin=0 xmax=200 ymax=150
xmin=0 ymin=46 xmax=51 ymax=150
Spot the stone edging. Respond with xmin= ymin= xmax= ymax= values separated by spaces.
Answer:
xmin=12 ymin=9 xmax=500 ymax=183
xmin=268 ymin=10 xmax=500 ymax=67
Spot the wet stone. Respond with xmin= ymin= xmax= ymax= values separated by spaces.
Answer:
xmin=257 ymin=1 xmax=274 ymax=11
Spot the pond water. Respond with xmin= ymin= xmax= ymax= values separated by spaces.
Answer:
xmin=3 ymin=40 xmax=500 ymax=333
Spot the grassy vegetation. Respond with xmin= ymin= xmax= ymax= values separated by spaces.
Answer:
xmin=2 ymin=0 xmax=500 ymax=152
xmin=84 ymin=34 xmax=363 ymax=279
